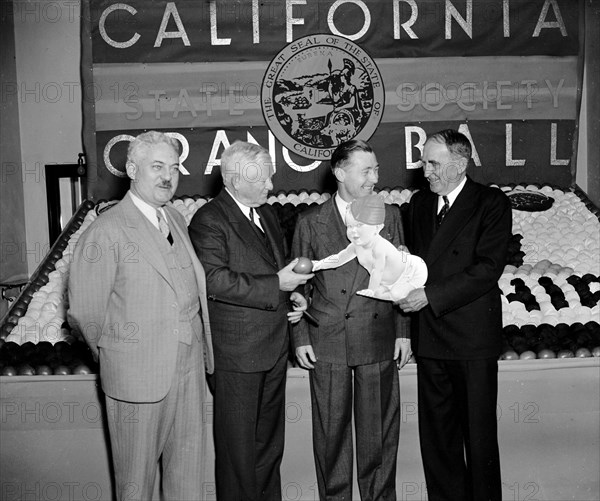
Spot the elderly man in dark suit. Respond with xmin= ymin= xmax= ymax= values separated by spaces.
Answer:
xmin=398 ymin=129 xmax=512 ymax=501
xmin=68 ymin=131 xmax=214 ymax=501
xmin=292 ymin=139 xmax=411 ymax=501
xmin=189 ymin=141 xmax=312 ymax=501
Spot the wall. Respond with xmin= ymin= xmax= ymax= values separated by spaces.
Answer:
xmin=0 ymin=2 xmax=27 ymax=319
xmin=11 ymin=0 xmax=83 ymax=273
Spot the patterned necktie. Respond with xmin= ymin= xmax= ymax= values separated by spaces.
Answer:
xmin=437 ymin=196 xmax=450 ymax=227
xmin=156 ymin=209 xmax=173 ymax=244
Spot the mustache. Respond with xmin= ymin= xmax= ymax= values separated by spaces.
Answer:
xmin=159 ymin=182 xmax=173 ymax=189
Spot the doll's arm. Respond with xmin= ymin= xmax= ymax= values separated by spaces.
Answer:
xmin=312 ymin=244 xmax=357 ymax=271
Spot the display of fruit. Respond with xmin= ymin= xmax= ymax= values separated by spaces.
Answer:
xmin=0 ymin=186 xmax=598 ymax=374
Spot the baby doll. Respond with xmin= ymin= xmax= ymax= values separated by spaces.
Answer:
xmin=312 ymin=194 xmax=427 ymax=302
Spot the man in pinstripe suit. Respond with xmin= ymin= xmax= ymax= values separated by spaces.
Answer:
xmin=292 ymin=140 xmax=411 ymax=501
xmin=68 ymin=131 xmax=214 ymax=501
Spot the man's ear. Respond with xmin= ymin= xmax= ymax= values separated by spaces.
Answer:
xmin=375 ymin=223 xmax=385 ymax=233
xmin=230 ymin=174 xmax=240 ymax=191
xmin=125 ymin=161 xmax=137 ymax=181
xmin=333 ymin=167 xmax=345 ymax=183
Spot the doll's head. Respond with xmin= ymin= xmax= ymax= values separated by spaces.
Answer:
xmin=346 ymin=194 xmax=385 ymax=246
xmin=350 ymin=194 xmax=385 ymax=224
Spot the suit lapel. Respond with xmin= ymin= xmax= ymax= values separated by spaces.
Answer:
xmin=257 ymin=206 xmax=285 ymax=269
xmin=218 ymin=191 xmax=278 ymax=269
xmin=316 ymin=197 xmax=365 ymax=293
xmin=315 ymin=197 xmax=351 ymax=257
xmin=167 ymin=207 xmax=208 ymax=305
xmin=166 ymin=205 xmax=214 ymax=371
xmin=426 ymin=178 xmax=480 ymax=266
xmin=120 ymin=194 xmax=175 ymax=291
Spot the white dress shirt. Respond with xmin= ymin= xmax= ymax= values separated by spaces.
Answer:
xmin=129 ymin=191 xmax=166 ymax=230
xmin=225 ymin=188 xmax=265 ymax=231
xmin=437 ymin=176 xmax=467 ymax=212
xmin=334 ymin=193 xmax=351 ymax=224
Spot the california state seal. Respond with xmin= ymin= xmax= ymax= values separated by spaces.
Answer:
xmin=261 ymin=34 xmax=384 ymax=161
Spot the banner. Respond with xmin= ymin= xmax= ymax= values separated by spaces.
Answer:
xmin=81 ymin=0 xmax=584 ymax=200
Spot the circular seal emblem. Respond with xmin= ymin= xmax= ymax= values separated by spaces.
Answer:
xmin=261 ymin=34 xmax=384 ymax=161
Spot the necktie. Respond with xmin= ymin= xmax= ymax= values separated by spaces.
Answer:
xmin=249 ymin=207 xmax=264 ymax=235
xmin=156 ymin=209 xmax=173 ymax=244
xmin=437 ymin=196 xmax=450 ymax=227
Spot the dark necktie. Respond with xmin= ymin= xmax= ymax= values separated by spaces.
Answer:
xmin=156 ymin=209 xmax=174 ymax=245
xmin=437 ymin=196 xmax=450 ymax=227
xmin=249 ymin=207 xmax=265 ymax=235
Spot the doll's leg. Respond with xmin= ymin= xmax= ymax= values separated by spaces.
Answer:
xmin=407 ymin=255 xmax=428 ymax=288
xmin=389 ymin=282 xmax=415 ymax=302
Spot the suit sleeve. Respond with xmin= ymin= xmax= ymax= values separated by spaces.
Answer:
xmin=426 ymin=191 xmax=512 ymax=317
xmin=189 ymin=206 xmax=282 ymax=310
xmin=385 ymin=205 xmax=411 ymax=339
xmin=290 ymin=213 xmax=314 ymax=348
xmin=67 ymin=221 xmax=118 ymax=358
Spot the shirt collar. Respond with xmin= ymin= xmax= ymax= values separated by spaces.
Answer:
xmin=226 ymin=187 xmax=253 ymax=220
xmin=439 ymin=176 xmax=467 ymax=208
xmin=129 ymin=190 xmax=163 ymax=228
xmin=334 ymin=192 xmax=351 ymax=223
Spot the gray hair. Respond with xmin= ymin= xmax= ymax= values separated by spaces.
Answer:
xmin=220 ymin=141 xmax=272 ymax=186
xmin=427 ymin=129 xmax=472 ymax=162
xmin=127 ymin=131 xmax=180 ymax=165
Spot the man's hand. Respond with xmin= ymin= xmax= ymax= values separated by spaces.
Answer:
xmin=394 ymin=338 xmax=412 ymax=369
xmin=278 ymin=259 xmax=314 ymax=291
xmin=296 ymin=345 xmax=317 ymax=370
xmin=287 ymin=292 xmax=308 ymax=324
xmin=397 ymin=287 xmax=428 ymax=312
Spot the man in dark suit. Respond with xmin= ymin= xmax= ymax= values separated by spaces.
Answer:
xmin=68 ymin=131 xmax=214 ymax=501
xmin=188 ymin=141 xmax=312 ymax=501
xmin=398 ymin=129 xmax=512 ymax=501
xmin=292 ymin=139 xmax=411 ymax=501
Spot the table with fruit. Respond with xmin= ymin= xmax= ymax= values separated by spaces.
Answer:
xmin=1 ymin=184 xmax=599 ymax=374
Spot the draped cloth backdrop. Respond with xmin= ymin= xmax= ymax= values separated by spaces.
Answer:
xmin=81 ymin=0 xmax=584 ymax=200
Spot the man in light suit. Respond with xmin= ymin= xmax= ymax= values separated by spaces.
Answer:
xmin=188 ymin=141 xmax=312 ymax=501
xmin=293 ymin=139 xmax=412 ymax=501
xmin=398 ymin=129 xmax=512 ymax=501
xmin=68 ymin=131 xmax=214 ymax=501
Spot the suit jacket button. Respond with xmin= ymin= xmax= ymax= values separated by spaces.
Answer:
xmin=373 ymin=313 xmax=379 ymax=319
xmin=345 ymin=313 xmax=350 ymax=319
xmin=341 ymin=289 xmax=347 ymax=294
